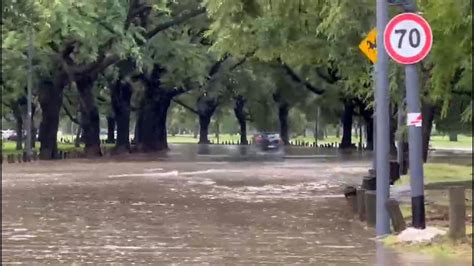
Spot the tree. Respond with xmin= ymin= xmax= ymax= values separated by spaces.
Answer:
xmin=2 ymin=0 xmax=208 ymax=158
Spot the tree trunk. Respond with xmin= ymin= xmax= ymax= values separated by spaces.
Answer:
xmin=134 ymin=114 xmax=142 ymax=144
xmin=75 ymin=125 xmax=81 ymax=148
xmin=234 ymin=95 xmax=248 ymax=145
xmin=314 ymin=112 xmax=318 ymax=145
xmin=38 ymin=75 xmax=66 ymax=160
xmin=422 ymin=102 xmax=437 ymax=162
xmin=389 ymin=106 xmax=398 ymax=157
xmin=340 ymin=101 xmax=354 ymax=149
xmin=156 ymin=95 xmax=172 ymax=151
xmin=366 ymin=120 xmax=374 ymax=150
xmin=14 ymin=111 xmax=23 ymax=150
xmin=449 ymin=132 xmax=458 ymax=142
xmin=315 ymin=107 xmax=324 ymax=141
xmin=31 ymin=127 xmax=37 ymax=148
xmin=199 ymin=114 xmax=212 ymax=144
xmin=193 ymin=123 xmax=198 ymax=139
xmin=197 ymin=96 xmax=218 ymax=144
xmin=111 ymin=81 xmax=132 ymax=153
xmin=278 ymin=102 xmax=290 ymax=145
xmin=336 ymin=124 xmax=340 ymax=138
xmin=31 ymin=104 xmax=37 ymax=148
xmin=106 ymin=116 xmax=116 ymax=144
xmin=361 ymin=107 xmax=374 ymax=150
xmin=215 ymin=120 xmax=220 ymax=143
xmin=137 ymin=91 xmax=172 ymax=152
xmin=76 ymin=76 xmax=101 ymax=157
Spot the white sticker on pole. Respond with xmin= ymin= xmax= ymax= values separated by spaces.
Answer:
xmin=407 ymin=112 xmax=422 ymax=127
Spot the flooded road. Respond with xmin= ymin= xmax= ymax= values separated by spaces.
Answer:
xmin=2 ymin=147 xmax=471 ymax=265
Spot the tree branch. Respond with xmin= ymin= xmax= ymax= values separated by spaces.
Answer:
xmin=208 ymin=54 xmax=230 ymax=78
xmin=124 ymin=0 xmax=142 ymax=30
xmin=3 ymin=114 xmax=14 ymax=122
xmin=280 ymin=62 xmax=325 ymax=95
xmin=62 ymin=105 xmax=80 ymax=124
xmin=316 ymin=68 xmax=338 ymax=84
xmin=145 ymin=7 xmax=206 ymax=39
xmin=229 ymin=51 xmax=255 ymax=71
xmin=171 ymin=87 xmax=193 ymax=97
xmin=172 ymin=99 xmax=198 ymax=115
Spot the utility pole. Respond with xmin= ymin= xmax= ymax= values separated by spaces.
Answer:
xmin=403 ymin=4 xmax=425 ymax=229
xmin=25 ymin=27 xmax=34 ymax=160
xmin=375 ymin=0 xmax=391 ymax=236
xmin=387 ymin=0 xmax=427 ymax=230
xmin=405 ymin=63 xmax=425 ymax=228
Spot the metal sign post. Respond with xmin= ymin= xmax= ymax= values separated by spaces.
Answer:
xmin=357 ymin=1 xmax=391 ymax=236
xmin=405 ymin=64 xmax=425 ymax=229
xmin=375 ymin=0 xmax=391 ymax=236
xmin=384 ymin=10 xmax=433 ymax=229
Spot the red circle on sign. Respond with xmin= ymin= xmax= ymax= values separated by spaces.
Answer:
xmin=384 ymin=13 xmax=433 ymax=64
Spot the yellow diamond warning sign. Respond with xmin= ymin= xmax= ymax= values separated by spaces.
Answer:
xmin=359 ymin=28 xmax=377 ymax=64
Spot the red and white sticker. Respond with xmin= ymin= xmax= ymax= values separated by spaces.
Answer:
xmin=407 ymin=112 xmax=422 ymax=127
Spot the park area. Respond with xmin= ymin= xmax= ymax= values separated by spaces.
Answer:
xmin=2 ymin=0 xmax=472 ymax=265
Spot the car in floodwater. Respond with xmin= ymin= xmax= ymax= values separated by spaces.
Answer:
xmin=252 ymin=132 xmax=283 ymax=151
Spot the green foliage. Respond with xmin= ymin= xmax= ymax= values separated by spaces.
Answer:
xmin=435 ymin=95 xmax=472 ymax=134
xmin=421 ymin=0 xmax=472 ymax=118
xmin=2 ymin=0 xmax=471 ymax=146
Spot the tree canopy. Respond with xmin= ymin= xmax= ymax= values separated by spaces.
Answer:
xmin=1 ymin=0 xmax=471 ymax=158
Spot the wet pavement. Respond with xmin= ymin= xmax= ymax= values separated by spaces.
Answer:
xmin=2 ymin=145 xmax=472 ymax=265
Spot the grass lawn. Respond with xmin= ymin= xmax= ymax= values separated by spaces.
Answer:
xmin=2 ymin=134 xmax=472 ymax=155
xmin=389 ymin=163 xmax=473 ymax=259
xmin=397 ymin=163 xmax=472 ymax=219
xmin=430 ymin=135 xmax=472 ymax=149
xmin=1 ymin=141 xmax=114 ymax=155
xmin=382 ymin=226 xmax=473 ymax=259
xmin=397 ymin=163 xmax=473 ymax=186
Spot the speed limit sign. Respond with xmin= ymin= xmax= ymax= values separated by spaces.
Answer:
xmin=384 ymin=13 xmax=433 ymax=64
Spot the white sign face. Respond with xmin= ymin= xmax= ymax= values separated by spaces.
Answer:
xmin=384 ymin=13 xmax=433 ymax=64
xmin=388 ymin=20 xmax=427 ymax=58
xmin=407 ymin=112 xmax=422 ymax=127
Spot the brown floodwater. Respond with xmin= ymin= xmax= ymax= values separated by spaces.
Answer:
xmin=1 ymin=152 xmax=471 ymax=265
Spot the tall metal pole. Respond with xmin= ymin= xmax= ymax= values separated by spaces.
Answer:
xmin=25 ymin=27 xmax=34 ymax=159
xmin=405 ymin=64 xmax=425 ymax=229
xmin=399 ymin=0 xmax=426 ymax=231
xmin=375 ymin=0 xmax=391 ymax=236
